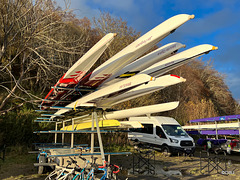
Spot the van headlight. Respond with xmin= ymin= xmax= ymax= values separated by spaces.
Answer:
xmin=170 ymin=138 xmax=179 ymax=143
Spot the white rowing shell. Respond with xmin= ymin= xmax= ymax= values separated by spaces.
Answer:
xmin=43 ymin=33 xmax=116 ymax=102
xmin=96 ymin=74 xmax=185 ymax=108
xmin=51 ymin=74 xmax=154 ymax=118
xmin=84 ymin=14 xmax=195 ymax=87
xmin=140 ymin=44 xmax=218 ymax=77
xmin=63 ymin=102 xmax=179 ymax=126
xmin=102 ymin=101 xmax=179 ymax=119
xmin=101 ymin=42 xmax=186 ymax=87
xmin=59 ymin=33 xmax=116 ymax=84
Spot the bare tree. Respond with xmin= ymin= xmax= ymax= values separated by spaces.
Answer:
xmin=92 ymin=12 xmax=140 ymax=68
xmin=0 ymin=0 xmax=91 ymax=114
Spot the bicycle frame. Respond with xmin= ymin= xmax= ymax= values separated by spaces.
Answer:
xmin=45 ymin=156 xmax=120 ymax=180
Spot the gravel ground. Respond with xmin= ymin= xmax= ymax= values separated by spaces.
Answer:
xmin=111 ymin=151 xmax=240 ymax=180
xmin=0 ymin=150 xmax=239 ymax=180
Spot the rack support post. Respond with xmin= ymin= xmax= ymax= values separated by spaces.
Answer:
xmin=62 ymin=121 xmax=65 ymax=145
xmin=93 ymin=111 xmax=105 ymax=165
xmin=71 ymin=118 xmax=74 ymax=148
xmin=55 ymin=122 xmax=57 ymax=144
xmin=91 ymin=113 xmax=94 ymax=154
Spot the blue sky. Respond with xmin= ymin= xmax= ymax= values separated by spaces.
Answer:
xmin=58 ymin=0 xmax=240 ymax=102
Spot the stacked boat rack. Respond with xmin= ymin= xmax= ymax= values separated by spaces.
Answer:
xmin=33 ymin=13 xmax=219 ymax=178
xmin=33 ymin=110 xmax=132 ymax=175
xmin=183 ymin=114 xmax=240 ymax=154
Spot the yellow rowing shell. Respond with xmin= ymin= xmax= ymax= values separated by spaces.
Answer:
xmin=61 ymin=120 xmax=120 ymax=130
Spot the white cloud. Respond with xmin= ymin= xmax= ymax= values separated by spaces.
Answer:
xmin=56 ymin=0 xmax=100 ymax=19
xmin=225 ymin=72 xmax=240 ymax=101
xmin=171 ymin=0 xmax=240 ymax=12
xmin=58 ymin=0 xmax=166 ymax=33
xmin=177 ymin=9 xmax=240 ymax=38
xmin=91 ymin=0 xmax=135 ymax=12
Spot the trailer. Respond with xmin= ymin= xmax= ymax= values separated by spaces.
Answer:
xmin=33 ymin=113 xmax=132 ymax=174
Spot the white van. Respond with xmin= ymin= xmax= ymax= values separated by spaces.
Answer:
xmin=128 ymin=116 xmax=195 ymax=155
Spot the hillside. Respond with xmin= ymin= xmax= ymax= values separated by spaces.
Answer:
xmin=0 ymin=0 xmax=239 ymax=146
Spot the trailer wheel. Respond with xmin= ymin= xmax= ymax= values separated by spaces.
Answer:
xmin=162 ymin=146 xmax=171 ymax=157
xmin=38 ymin=155 xmax=46 ymax=174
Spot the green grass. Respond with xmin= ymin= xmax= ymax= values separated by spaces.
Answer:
xmin=104 ymin=144 xmax=134 ymax=152
xmin=0 ymin=145 xmax=36 ymax=166
xmin=0 ymin=153 xmax=36 ymax=166
xmin=0 ymin=146 xmax=39 ymax=179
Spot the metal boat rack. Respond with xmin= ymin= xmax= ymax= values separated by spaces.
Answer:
xmin=34 ymin=110 xmax=131 ymax=174
xmin=199 ymin=151 xmax=237 ymax=175
xmin=132 ymin=146 xmax=155 ymax=175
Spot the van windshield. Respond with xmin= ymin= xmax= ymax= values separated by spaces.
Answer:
xmin=162 ymin=124 xmax=187 ymax=136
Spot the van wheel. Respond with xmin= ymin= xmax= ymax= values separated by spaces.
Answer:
xmin=162 ymin=146 xmax=171 ymax=157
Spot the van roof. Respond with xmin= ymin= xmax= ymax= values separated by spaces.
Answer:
xmin=129 ymin=116 xmax=179 ymax=125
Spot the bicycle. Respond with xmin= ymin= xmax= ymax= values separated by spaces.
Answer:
xmin=72 ymin=156 xmax=92 ymax=180
xmin=45 ymin=156 xmax=120 ymax=180
xmin=45 ymin=156 xmax=81 ymax=180
xmin=85 ymin=157 xmax=98 ymax=180
xmin=73 ymin=157 xmax=120 ymax=180
xmin=98 ymin=161 xmax=120 ymax=180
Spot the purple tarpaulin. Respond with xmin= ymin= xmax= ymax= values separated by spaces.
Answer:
xmin=200 ymin=130 xmax=240 ymax=135
xmin=190 ymin=114 xmax=240 ymax=123
xmin=186 ymin=130 xmax=199 ymax=135
xmin=196 ymin=138 xmax=227 ymax=145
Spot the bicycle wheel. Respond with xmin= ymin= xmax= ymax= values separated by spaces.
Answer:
xmin=87 ymin=172 xmax=95 ymax=180
xmin=45 ymin=169 xmax=61 ymax=180
xmin=72 ymin=174 xmax=81 ymax=180
xmin=56 ymin=170 xmax=70 ymax=180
